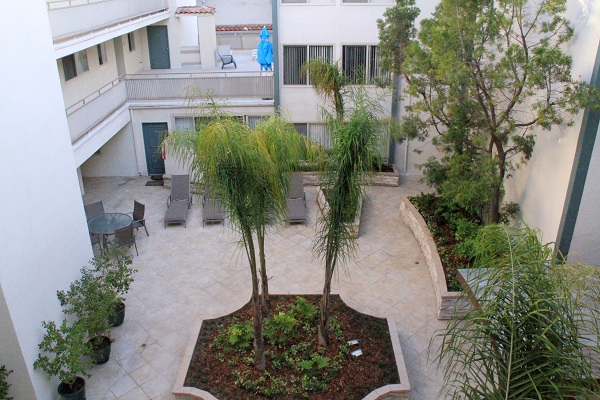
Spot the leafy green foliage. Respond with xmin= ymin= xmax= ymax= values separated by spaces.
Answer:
xmin=34 ymin=320 xmax=92 ymax=389
xmin=91 ymin=251 xmax=136 ymax=303
xmin=433 ymin=224 xmax=600 ymax=399
xmin=57 ymin=265 xmax=114 ymax=345
xmin=0 ymin=365 xmax=13 ymax=400
xmin=409 ymin=193 xmax=480 ymax=291
xmin=378 ymin=0 xmax=596 ymax=223
xmin=212 ymin=297 xmax=347 ymax=398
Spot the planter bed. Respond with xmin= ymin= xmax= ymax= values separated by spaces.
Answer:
xmin=303 ymin=164 xmax=400 ymax=187
xmin=399 ymin=196 xmax=470 ymax=320
xmin=316 ymin=187 xmax=364 ymax=238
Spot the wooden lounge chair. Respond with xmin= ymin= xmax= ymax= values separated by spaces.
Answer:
xmin=285 ymin=172 xmax=307 ymax=225
xmin=215 ymin=46 xmax=236 ymax=69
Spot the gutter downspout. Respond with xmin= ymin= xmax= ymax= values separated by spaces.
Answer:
xmin=389 ymin=74 xmax=400 ymax=165
xmin=271 ymin=0 xmax=280 ymax=110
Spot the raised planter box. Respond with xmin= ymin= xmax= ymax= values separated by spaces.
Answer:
xmin=399 ymin=196 xmax=470 ymax=320
xmin=173 ymin=297 xmax=411 ymax=400
xmin=316 ymin=187 xmax=364 ymax=238
xmin=303 ymin=164 xmax=400 ymax=187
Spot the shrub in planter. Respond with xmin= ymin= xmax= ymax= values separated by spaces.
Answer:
xmin=90 ymin=252 xmax=136 ymax=327
xmin=57 ymin=266 xmax=115 ymax=365
xmin=0 ymin=365 xmax=13 ymax=400
xmin=34 ymin=320 xmax=91 ymax=400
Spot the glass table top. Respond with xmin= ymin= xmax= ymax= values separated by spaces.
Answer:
xmin=88 ymin=213 xmax=132 ymax=235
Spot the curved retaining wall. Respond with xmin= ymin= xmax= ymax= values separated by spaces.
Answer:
xmin=399 ymin=196 xmax=470 ymax=320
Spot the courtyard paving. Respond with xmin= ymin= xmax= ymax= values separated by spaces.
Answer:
xmin=82 ymin=175 xmax=447 ymax=400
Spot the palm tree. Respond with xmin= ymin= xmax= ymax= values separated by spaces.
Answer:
xmin=313 ymin=105 xmax=381 ymax=346
xmin=168 ymin=118 xmax=271 ymax=370
xmin=302 ymin=59 xmax=347 ymax=120
xmin=433 ymin=224 xmax=600 ymax=398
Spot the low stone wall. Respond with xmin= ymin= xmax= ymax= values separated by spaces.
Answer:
xmin=399 ymin=196 xmax=470 ymax=320
xmin=303 ymin=164 xmax=400 ymax=187
xmin=316 ymin=187 xmax=363 ymax=238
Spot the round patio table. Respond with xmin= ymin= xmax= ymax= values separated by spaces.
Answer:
xmin=88 ymin=213 xmax=132 ymax=238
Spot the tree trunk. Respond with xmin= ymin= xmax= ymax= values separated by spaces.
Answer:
xmin=257 ymin=228 xmax=271 ymax=318
xmin=243 ymin=228 xmax=265 ymax=371
xmin=487 ymin=145 xmax=506 ymax=224
xmin=318 ymin=249 xmax=336 ymax=347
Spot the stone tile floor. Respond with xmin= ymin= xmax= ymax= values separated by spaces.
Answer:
xmin=82 ymin=175 xmax=447 ymax=400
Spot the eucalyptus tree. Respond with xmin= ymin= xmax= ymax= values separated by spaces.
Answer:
xmin=378 ymin=0 xmax=594 ymax=223
xmin=434 ymin=224 xmax=600 ymax=398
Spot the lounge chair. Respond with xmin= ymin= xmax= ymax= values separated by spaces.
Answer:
xmin=285 ymin=172 xmax=307 ymax=225
xmin=165 ymin=175 xmax=191 ymax=228
xmin=202 ymin=187 xmax=225 ymax=226
xmin=215 ymin=45 xmax=236 ymax=69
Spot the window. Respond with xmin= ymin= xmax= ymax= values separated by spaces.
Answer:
xmin=247 ymin=116 xmax=268 ymax=129
xmin=62 ymin=50 xmax=89 ymax=81
xmin=283 ymin=45 xmax=333 ymax=85
xmin=97 ymin=43 xmax=107 ymax=65
xmin=293 ymin=123 xmax=331 ymax=149
xmin=283 ymin=46 xmax=307 ymax=85
xmin=127 ymin=32 xmax=136 ymax=52
xmin=174 ymin=117 xmax=195 ymax=131
xmin=342 ymin=45 xmax=382 ymax=84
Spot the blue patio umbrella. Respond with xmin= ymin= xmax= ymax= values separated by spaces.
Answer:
xmin=257 ymin=26 xmax=273 ymax=71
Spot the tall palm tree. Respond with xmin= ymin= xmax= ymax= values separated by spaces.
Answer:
xmin=314 ymin=106 xmax=381 ymax=346
xmin=168 ymin=118 xmax=271 ymax=370
xmin=302 ymin=59 xmax=347 ymax=120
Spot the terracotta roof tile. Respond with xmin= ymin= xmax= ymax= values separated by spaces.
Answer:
xmin=216 ymin=24 xmax=272 ymax=32
xmin=175 ymin=6 xmax=216 ymax=15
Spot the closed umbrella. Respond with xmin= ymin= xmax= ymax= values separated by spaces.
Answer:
xmin=257 ymin=26 xmax=273 ymax=71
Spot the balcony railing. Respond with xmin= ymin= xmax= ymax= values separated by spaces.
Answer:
xmin=67 ymin=80 xmax=127 ymax=143
xmin=67 ymin=72 xmax=274 ymax=142
xmin=126 ymin=73 xmax=274 ymax=101
xmin=49 ymin=0 xmax=168 ymax=41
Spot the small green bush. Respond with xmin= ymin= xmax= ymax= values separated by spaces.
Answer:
xmin=0 ymin=365 xmax=13 ymax=400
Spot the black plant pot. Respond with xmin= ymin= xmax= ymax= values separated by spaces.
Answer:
xmin=90 ymin=335 xmax=111 ymax=365
xmin=57 ymin=376 xmax=85 ymax=400
xmin=110 ymin=301 xmax=126 ymax=327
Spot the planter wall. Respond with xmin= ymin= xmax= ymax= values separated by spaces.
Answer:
xmin=399 ymin=196 xmax=470 ymax=320
xmin=173 ymin=309 xmax=411 ymax=400
xmin=316 ymin=188 xmax=363 ymax=238
xmin=303 ymin=164 xmax=400 ymax=187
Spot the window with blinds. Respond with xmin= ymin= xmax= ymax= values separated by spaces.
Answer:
xmin=283 ymin=45 xmax=333 ymax=85
xmin=342 ymin=45 xmax=382 ymax=85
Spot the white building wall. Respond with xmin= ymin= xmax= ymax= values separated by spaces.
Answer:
xmin=81 ymin=123 xmax=140 ymax=177
xmin=278 ymin=2 xmax=393 ymax=123
xmin=57 ymin=40 xmax=120 ymax=109
xmin=0 ymin=1 xmax=94 ymax=399
xmin=204 ymin=0 xmax=272 ymax=26
xmin=505 ymin=0 xmax=600 ymax=244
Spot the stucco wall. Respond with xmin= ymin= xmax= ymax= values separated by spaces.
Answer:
xmin=57 ymin=39 xmax=120 ymax=108
xmin=80 ymin=123 xmax=140 ymax=177
xmin=505 ymin=0 xmax=600 ymax=245
xmin=1 ymin=2 xmax=94 ymax=398
xmin=204 ymin=0 xmax=272 ymax=26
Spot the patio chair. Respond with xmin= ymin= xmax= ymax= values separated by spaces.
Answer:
xmin=109 ymin=224 xmax=138 ymax=256
xmin=202 ymin=187 xmax=225 ymax=226
xmin=285 ymin=172 xmax=307 ymax=225
xmin=84 ymin=201 xmax=105 ymax=221
xmin=165 ymin=199 xmax=189 ymax=228
xmin=169 ymin=174 xmax=191 ymax=205
xmin=215 ymin=45 xmax=236 ymax=69
xmin=132 ymin=200 xmax=149 ymax=236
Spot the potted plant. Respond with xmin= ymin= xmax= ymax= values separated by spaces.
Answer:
xmin=34 ymin=320 xmax=92 ymax=400
xmin=91 ymin=251 xmax=136 ymax=327
xmin=0 ymin=365 xmax=13 ymax=400
xmin=57 ymin=266 xmax=115 ymax=365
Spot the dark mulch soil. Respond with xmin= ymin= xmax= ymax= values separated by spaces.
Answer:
xmin=185 ymin=295 xmax=399 ymax=400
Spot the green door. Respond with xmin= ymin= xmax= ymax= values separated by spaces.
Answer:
xmin=147 ymin=25 xmax=171 ymax=69
xmin=142 ymin=123 xmax=166 ymax=176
